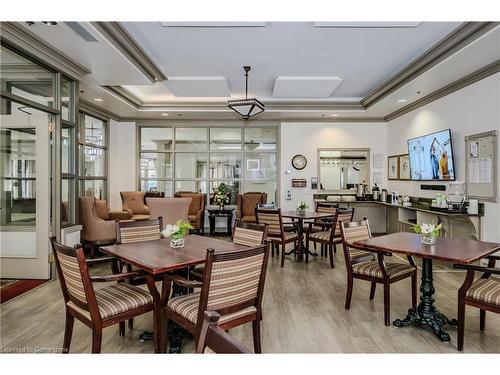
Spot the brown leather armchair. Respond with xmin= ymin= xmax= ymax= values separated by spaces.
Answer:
xmin=236 ymin=192 xmax=268 ymax=223
xmin=120 ymin=191 xmax=150 ymax=221
xmin=174 ymin=191 xmax=206 ymax=234
xmin=94 ymin=199 xmax=132 ymax=221
xmin=79 ymin=197 xmax=117 ymax=258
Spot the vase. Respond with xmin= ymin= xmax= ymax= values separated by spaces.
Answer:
xmin=421 ymin=233 xmax=437 ymax=245
xmin=170 ymin=237 xmax=185 ymax=248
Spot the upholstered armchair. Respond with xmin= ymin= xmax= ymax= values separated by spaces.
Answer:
xmin=146 ymin=197 xmax=191 ymax=228
xmin=120 ymin=191 xmax=150 ymax=221
xmin=236 ymin=192 xmax=268 ymax=224
xmin=79 ymin=197 xmax=117 ymax=259
xmin=174 ymin=192 xmax=206 ymax=234
xmin=94 ymin=199 xmax=132 ymax=221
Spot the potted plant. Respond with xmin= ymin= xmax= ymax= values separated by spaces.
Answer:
xmin=213 ymin=182 xmax=230 ymax=210
xmin=162 ymin=220 xmax=194 ymax=248
xmin=411 ymin=222 xmax=442 ymax=245
xmin=296 ymin=201 xmax=308 ymax=215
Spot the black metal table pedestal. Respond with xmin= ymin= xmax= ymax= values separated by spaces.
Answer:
xmin=393 ymin=258 xmax=457 ymax=342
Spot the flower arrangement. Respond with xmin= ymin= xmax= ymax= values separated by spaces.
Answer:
xmin=296 ymin=201 xmax=308 ymax=214
xmin=411 ymin=222 xmax=442 ymax=245
xmin=162 ymin=220 xmax=194 ymax=248
xmin=213 ymin=183 xmax=230 ymax=208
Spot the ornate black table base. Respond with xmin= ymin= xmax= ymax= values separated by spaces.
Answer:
xmin=393 ymin=258 xmax=457 ymax=342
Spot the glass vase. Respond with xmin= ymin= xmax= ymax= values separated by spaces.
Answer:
xmin=421 ymin=233 xmax=437 ymax=245
xmin=170 ymin=237 xmax=185 ymax=248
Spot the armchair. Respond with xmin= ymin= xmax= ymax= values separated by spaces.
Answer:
xmin=120 ymin=191 xmax=150 ymax=221
xmin=236 ymin=192 xmax=268 ymax=224
xmin=174 ymin=191 xmax=206 ymax=234
xmin=94 ymin=199 xmax=132 ymax=221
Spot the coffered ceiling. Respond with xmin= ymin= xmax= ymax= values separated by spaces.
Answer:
xmin=8 ymin=21 xmax=500 ymax=121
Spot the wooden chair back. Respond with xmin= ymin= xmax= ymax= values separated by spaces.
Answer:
xmin=197 ymin=243 xmax=269 ymax=329
xmin=255 ymin=208 xmax=284 ymax=238
xmin=340 ymin=220 xmax=375 ymax=267
xmin=50 ymin=237 xmax=100 ymax=322
xmin=196 ymin=311 xmax=251 ymax=354
xmin=232 ymin=221 xmax=268 ymax=246
xmin=316 ymin=202 xmax=338 ymax=214
xmin=333 ymin=208 xmax=355 ymax=236
xmin=116 ymin=217 xmax=163 ymax=244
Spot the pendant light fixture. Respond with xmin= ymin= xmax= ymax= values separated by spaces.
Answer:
xmin=227 ymin=66 xmax=265 ymax=120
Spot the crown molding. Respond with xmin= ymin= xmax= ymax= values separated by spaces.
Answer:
xmin=79 ymin=99 xmax=121 ymax=121
xmin=384 ymin=60 xmax=500 ymax=121
xmin=100 ymin=85 xmax=143 ymax=108
xmin=361 ymin=22 xmax=499 ymax=108
xmin=0 ymin=22 xmax=91 ymax=80
xmin=91 ymin=22 xmax=167 ymax=83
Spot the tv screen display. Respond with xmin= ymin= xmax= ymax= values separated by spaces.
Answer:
xmin=407 ymin=129 xmax=455 ymax=181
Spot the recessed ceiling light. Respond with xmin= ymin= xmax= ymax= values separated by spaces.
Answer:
xmin=94 ymin=98 xmax=103 ymax=102
xmin=42 ymin=21 xmax=58 ymax=26
xmin=161 ymin=113 xmax=169 ymax=116
xmin=397 ymin=99 xmax=408 ymax=103
xmin=330 ymin=114 xmax=339 ymax=117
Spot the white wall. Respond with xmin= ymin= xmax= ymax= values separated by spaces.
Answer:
xmin=108 ymin=120 xmax=137 ymax=210
xmin=386 ymin=73 xmax=500 ymax=242
xmin=280 ymin=122 xmax=388 ymax=210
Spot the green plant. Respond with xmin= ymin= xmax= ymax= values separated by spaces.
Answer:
xmin=162 ymin=220 xmax=194 ymax=240
xmin=297 ymin=201 xmax=308 ymax=211
xmin=411 ymin=222 xmax=442 ymax=238
xmin=213 ymin=183 xmax=230 ymax=206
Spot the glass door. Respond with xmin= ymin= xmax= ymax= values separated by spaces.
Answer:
xmin=0 ymin=99 xmax=52 ymax=279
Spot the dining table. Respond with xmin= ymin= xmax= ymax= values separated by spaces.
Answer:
xmin=281 ymin=210 xmax=336 ymax=262
xmin=353 ymin=232 xmax=500 ymax=343
xmin=100 ymin=235 xmax=249 ymax=353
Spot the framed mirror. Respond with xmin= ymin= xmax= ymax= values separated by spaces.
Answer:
xmin=317 ymin=148 xmax=370 ymax=192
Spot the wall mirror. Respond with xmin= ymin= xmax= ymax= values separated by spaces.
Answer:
xmin=317 ymin=148 xmax=370 ymax=191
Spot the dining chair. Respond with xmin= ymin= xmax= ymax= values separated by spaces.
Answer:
xmin=163 ymin=243 xmax=269 ymax=353
xmin=50 ymin=237 xmax=154 ymax=353
xmin=146 ymin=197 xmax=191 ymax=227
xmin=454 ymin=255 xmax=500 ymax=351
xmin=196 ymin=311 xmax=251 ymax=353
xmin=255 ymin=208 xmax=299 ymax=267
xmin=340 ymin=220 xmax=417 ymax=326
xmin=306 ymin=202 xmax=339 ymax=234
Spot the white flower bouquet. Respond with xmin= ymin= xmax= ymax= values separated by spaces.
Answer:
xmin=412 ymin=222 xmax=442 ymax=245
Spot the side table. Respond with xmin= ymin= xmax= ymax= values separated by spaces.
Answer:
xmin=208 ymin=208 xmax=234 ymax=236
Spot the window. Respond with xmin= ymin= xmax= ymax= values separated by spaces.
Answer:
xmin=138 ymin=125 xmax=278 ymax=203
xmin=79 ymin=114 xmax=108 ymax=200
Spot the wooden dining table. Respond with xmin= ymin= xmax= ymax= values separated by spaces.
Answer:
xmin=353 ymin=232 xmax=500 ymax=343
xmin=281 ymin=210 xmax=336 ymax=261
xmin=100 ymin=235 xmax=249 ymax=353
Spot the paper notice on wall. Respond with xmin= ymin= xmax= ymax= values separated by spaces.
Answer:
xmin=480 ymin=158 xmax=492 ymax=184
xmin=373 ymin=171 xmax=383 ymax=185
xmin=469 ymin=159 xmax=480 ymax=184
xmin=372 ymin=153 xmax=383 ymax=169
xmin=470 ymin=141 xmax=479 ymax=158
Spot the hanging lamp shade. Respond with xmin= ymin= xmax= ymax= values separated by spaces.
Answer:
xmin=227 ymin=66 xmax=265 ymax=120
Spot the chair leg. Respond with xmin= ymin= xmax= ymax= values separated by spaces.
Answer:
xmin=62 ymin=311 xmax=74 ymax=353
xmin=280 ymin=244 xmax=285 ymax=268
xmin=480 ymin=309 xmax=486 ymax=332
xmin=252 ymin=320 xmax=262 ymax=353
xmin=320 ymin=244 xmax=324 ymax=257
xmin=383 ymin=282 xmax=390 ymax=326
xmin=345 ymin=277 xmax=353 ymax=310
xmin=328 ymin=244 xmax=334 ymax=268
xmin=369 ymin=280 xmax=376 ymax=300
xmin=128 ymin=318 xmax=134 ymax=330
xmin=411 ymin=273 xmax=417 ymax=309
xmin=92 ymin=329 xmax=103 ymax=354
xmin=457 ymin=298 xmax=466 ymax=351
xmin=333 ymin=243 xmax=337 ymax=253
xmin=276 ymin=243 xmax=279 ymax=256
xmin=119 ymin=321 xmax=125 ymax=337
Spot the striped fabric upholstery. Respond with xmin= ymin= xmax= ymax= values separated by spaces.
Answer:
xmin=256 ymin=212 xmax=281 ymax=236
xmin=334 ymin=212 xmax=354 ymax=235
xmin=269 ymin=231 xmax=298 ymax=243
xmin=317 ymin=206 xmax=337 ymax=214
xmin=342 ymin=223 xmax=373 ymax=260
xmin=233 ymin=227 xmax=264 ymax=246
xmin=350 ymin=249 xmax=375 ymax=261
xmin=466 ymin=277 xmax=500 ymax=306
xmin=119 ymin=224 xmax=161 ymax=243
xmin=352 ymin=261 xmax=415 ymax=279
xmin=57 ymin=252 xmax=87 ymax=304
xmin=67 ymin=283 xmax=153 ymax=320
xmin=309 ymin=230 xmax=332 ymax=242
xmin=167 ymin=292 xmax=257 ymax=324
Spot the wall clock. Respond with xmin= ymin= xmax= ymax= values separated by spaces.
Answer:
xmin=292 ymin=154 xmax=307 ymax=170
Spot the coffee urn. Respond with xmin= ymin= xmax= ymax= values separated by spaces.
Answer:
xmin=372 ymin=184 xmax=380 ymax=201
xmin=380 ymin=189 xmax=388 ymax=202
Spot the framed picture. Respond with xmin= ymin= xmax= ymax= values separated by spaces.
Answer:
xmin=398 ymin=154 xmax=410 ymax=180
xmin=246 ymin=159 xmax=260 ymax=171
xmin=388 ymin=155 xmax=399 ymax=180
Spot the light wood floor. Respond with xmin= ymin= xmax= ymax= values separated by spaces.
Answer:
xmin=1 ymin=245 xmax=499 ymax=353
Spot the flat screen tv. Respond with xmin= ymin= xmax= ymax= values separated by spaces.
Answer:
xmin=407 ymin=129 xmax=455 ymax=181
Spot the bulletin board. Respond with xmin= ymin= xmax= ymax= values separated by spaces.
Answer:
xmin=465 ymin=130 xmax=497 ymax=202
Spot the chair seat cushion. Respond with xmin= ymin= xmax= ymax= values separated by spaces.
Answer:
xmin=269 ymin=232 xmax=298 ymax=243
xmin=240 ymin=216 xmax=257 ymax=223
xmin=131 ymin=214 xmax=150 ymax=221
xmin=352 ymin=261 xmax=415 ymax=279
xmin=167 ymin=292 xmax=257 ymax=324
xmin=466 ymin=277 xmax=500 ymax=306
xmin=309 ymin=231 xmax=331 ymax=242
xmin=67 ymin=283 xmax=153 ymax=320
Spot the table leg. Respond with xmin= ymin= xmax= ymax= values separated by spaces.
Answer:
xmin=393 ymin=258 xmax=458 ymax=342
xmin=227 ymin=213 xmax=233 ymax=237
xmin=209 ymin=215 xmax=215 ymax=236
xmin=145 ymin=274 xmax=165 ymax=353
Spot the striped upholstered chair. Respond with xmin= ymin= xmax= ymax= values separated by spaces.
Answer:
xmin=50 ymin=237 xmax=153 ymax=353
xmin=340 ymin=220 xmax=417 ymax=326
xmin=255 ymin=208 xmax=299 ymax=267
xmin=454 ymin=255 xmax=500 ymax=351
xmin=115 ymin=217 xmax=163 ymax=244
xmin=164 ymin=243 xmax=269 ymax=353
